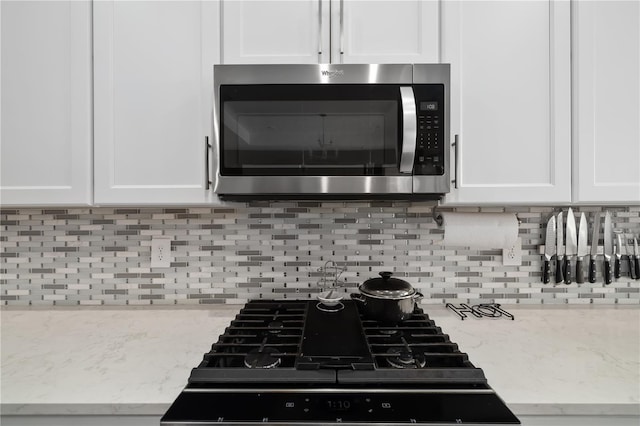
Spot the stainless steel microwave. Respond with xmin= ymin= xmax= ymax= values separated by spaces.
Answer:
xmin=213 ymin=64 xmax=450 ymax=199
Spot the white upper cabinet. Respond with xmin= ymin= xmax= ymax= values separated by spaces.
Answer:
xmin=330 ymin=0 xmax=439 ymax=64
xmin=573 ymin=0 xmax=640 ymax=204
xmin=1 ymin=1 xmax=92 ymax=206
xmin=223 ymin=0 xmax=331 ymax=64
xmin=93 ymin=0 xmax=219 ymax=205
xmin=441 ymin=0 xmax=572 ymax=205
xmin=222 ymin=0 xmax=439 ymax=64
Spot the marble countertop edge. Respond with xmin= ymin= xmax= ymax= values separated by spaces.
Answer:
xmin=508 ymin=403 xmax=640 ymax=417
xmin=0 ymin=403 xmax=168 ymax=416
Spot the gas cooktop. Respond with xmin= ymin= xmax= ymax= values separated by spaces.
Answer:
xmin=161 ymin=300 xmax=519 ymax=425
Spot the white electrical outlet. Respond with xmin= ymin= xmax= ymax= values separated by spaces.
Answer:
xmin=151 ymin=237 xmax=171 ymax=268
xmin=502 ymin=237 xmax=522 ymax=266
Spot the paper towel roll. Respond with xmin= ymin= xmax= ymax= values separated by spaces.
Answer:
xmin=438 ymin=212 xmax=519 ymax=249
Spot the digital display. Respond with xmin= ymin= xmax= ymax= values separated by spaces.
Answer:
xmin=420 ymin=101 xmax=438 ymax=111
xmin=325 ymin=399 xmax=353 ymax=411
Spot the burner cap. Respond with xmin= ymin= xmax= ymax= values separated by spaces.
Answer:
xmin=267 ymin=321 xmax=284 ymax=333
xmin=386 ymin=348 xmax=426 ymax=369
xmin=316 ymin=301 xmax=345 ymax=313
xmin=244 ymin=347 xmax=281 ymax=369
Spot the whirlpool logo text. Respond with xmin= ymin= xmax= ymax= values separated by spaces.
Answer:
xmin=321 ymin=69 xmax=345 ymax=78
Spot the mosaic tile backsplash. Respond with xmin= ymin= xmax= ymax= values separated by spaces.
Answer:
xmin=1 ymin=203 xmax=638 ymax=306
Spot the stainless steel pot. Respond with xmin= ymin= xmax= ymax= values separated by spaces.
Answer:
xmin=351 ymin=272 xmax=423 ymax=324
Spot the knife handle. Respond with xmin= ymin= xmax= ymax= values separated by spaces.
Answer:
xmin=630 ymin=256 xmax=637 ymax=280
xmin=635 ymin=257 xmax=640 ymax=280
xmin=543 ymin=259 xmax=551 ymax=284
xmin=588 ymin=258 xmax=597 ymax=283
xmin=555 ymin=256 xmax=564 ymax=283
xmin=576 ymin=257 xmax=584 ymax=284
xmin=564 ymin=255 xmax=572 ymax=284
xmin=614 ymin=257 xmax=621 ymax=279
xmin=604 ymin=259 xmax=612 ymax=285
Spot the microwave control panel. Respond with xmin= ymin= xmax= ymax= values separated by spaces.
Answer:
xmin=413 ymin=85 xmax=445 ymax=176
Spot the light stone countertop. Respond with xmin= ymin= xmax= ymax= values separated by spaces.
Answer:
xmin=1 ymin=304 xmax=638 ymax=417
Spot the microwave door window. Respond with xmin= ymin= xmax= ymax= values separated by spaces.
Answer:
xmin=322 ymin=112 xmax=396 ymax=170
xmin=237 ymin=113 xmax=322 ymax=167
xmin=221 ymin=89 xmax=402 ymax=176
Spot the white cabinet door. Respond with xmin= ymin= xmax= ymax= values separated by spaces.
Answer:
xmin=222 ymin=0 xmax=438 ymax=65
xmin=573 ymin=0 xmax=640 ymax=204
xmin=222 ymin=0 xmax=331 ymax=64
xmin=442 ymin=0 xmax=571 ymax=205
xmin=0 ymin=1 xmax=92 ymax=206
xmin=331 ymin=0 xmax=439 ymax=64
xmin=93 ymin=1 xmax=219 ymax=205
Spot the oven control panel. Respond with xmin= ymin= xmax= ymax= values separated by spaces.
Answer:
xmin=413 ymin=85 xmax=445 ymax=176
xmin=161 ymin=390 xmax=520 ymax=424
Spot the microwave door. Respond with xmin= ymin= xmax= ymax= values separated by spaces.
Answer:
xmin=399 ymin=87 xmax=417 ymax=174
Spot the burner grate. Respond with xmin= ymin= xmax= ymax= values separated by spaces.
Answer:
xmin=193 ymin=301 xmax=306 ymax=372
xmin=188 ymin=300 xmax=489 ymax=386
xmin=360 ymin=306 xmax=479 ymax=372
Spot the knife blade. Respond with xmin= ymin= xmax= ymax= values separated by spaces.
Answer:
xmin=625 ymin=235 xmax=636 ymax=280
xmin=542 ymin=215 xmax=556 ymax=284
xmin=589 ymin=213 xmax=601 ymax=283
xmin=614 ymin=230 xmax=623 ymax=279
xmin=603 ymin=211 xmax=613 ymax=284
xmin=576 ymin=212 xmax=588 ymax=284
xmin=556 ymin=211 xmax=564 ymax=283
xmin=564 ymin=208 xmax=577 ymax=284
xmin=634 ymin=237 xmax=640 ymax=280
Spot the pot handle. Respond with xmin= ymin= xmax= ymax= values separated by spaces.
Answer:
xmin=350 ymin=293 xmax=366 ymax=304
xmin=413 ymin=291 xmax=424 ymax=303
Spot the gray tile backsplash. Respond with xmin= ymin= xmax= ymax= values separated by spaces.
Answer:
xmin=1 ymin=203 xmax=638 ymax=306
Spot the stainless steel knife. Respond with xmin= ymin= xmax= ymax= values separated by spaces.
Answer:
xmin=624 ymin=235 xmax=635 ymax=279
xmin=603 ymin=211 xmax=613 ymax=284
xmin=542 ymin=215 xmax=556 ymax=284
xmin=556 ymin=211 xmax=564 ymax=283
xmin=634 ymin=237 xmax=640 ymax=280
xmin=614 ymin=230 xmax=623 ymax=279
xmin=564 ymin=208 xmax=577 ymax=284
xmin=576 ymin=212 xmax=588 ymax=284
xmin=589 ymin=213 xmax=601 ymax=283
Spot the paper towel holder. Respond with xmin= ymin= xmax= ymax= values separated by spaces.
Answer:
xmin=432 ymin=206 xmax=521 ymax=227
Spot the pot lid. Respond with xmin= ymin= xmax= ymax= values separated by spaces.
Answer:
xmin=360 ymin=272 xmax=415 ymax=298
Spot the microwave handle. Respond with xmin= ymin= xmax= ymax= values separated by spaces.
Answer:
xmin=399 ymin=87 xmax=417 ymax=173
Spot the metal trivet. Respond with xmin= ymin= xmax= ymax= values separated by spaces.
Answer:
xmin=446 ymin=303 xmax=514 ymax=320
